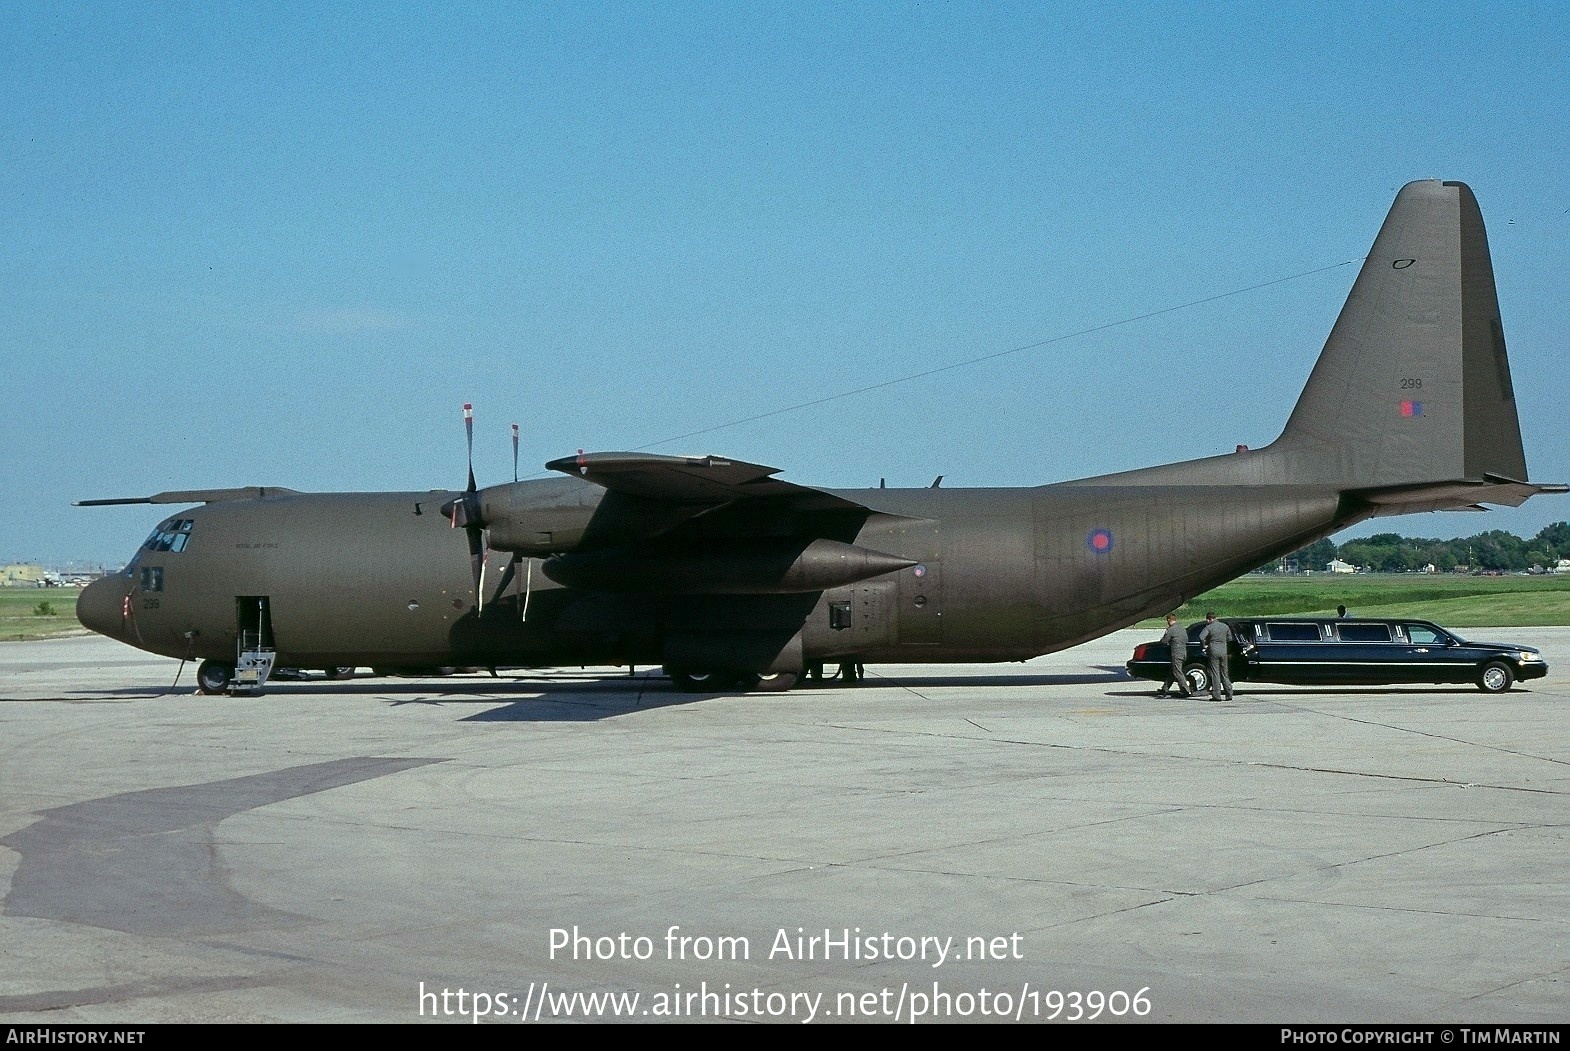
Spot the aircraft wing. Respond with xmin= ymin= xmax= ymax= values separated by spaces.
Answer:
xmin=75 ymin=487 xmax=300 ymax=507
xmin=534 ymin=452 xmax=915 ymax=591
xmin=545 ymin=452 xmax=869 ymax=512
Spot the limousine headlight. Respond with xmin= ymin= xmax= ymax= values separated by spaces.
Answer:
xmin=1517 ymin=651 xmax=1544 ymax=663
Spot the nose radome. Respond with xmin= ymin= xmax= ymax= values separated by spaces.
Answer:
xmin=77 ymin=576 xmax=127 ymax=639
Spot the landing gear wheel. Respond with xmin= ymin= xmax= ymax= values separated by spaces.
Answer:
xmin=751 ymin=671 xmax=799 ymax=693
xmin=1184 ymin=664 xmax=1209 ymax=696
xmin=669 ymin=668 xmax=738 ymax=693
xmin=323 ymin=666 xmax=355 ymax=680
xmin=1477 ymin=661 xmax=1514 ymax=694
xmin=839 ymin=662 xmax=864 ymax=684
xmin=805 ymin=662 xmax=825 ymax=683
xmin=196 ymin=660 xmax=233 ymax=695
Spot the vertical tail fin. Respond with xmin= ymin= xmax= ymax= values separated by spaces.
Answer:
xmin=1274 ymin=180 xmax=1532 ymax=493
xmin=1079 ymin=180 xmax=1561 ymax=509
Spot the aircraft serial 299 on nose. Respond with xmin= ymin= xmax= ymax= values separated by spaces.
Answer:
xmin=77 ymin=181 xmax=1564 ymax=695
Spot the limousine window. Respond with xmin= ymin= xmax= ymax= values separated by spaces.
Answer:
xmin=1265 ymin=622 xmax=1321 ymax=642
xmin=1337 ymin=623 xmax=1393 ymax=643
xmin=1403 ymin=624 xmax=1447 ymax=645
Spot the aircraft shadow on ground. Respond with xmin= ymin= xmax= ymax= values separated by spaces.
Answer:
xmin=867 ymin=669 xmax=1131 ymax=689
xmin=55 ymin=670 xmax=1513 ymax=720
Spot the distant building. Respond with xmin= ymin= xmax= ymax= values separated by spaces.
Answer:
xmin=1327 ymin=559 xmax=1356 ymax=574
xmin=2 ymin=563 xmax=48 ymax=586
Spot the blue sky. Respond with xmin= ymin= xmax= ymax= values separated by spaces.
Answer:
xmin=4 ymin=2 xmax=1567 ymax=566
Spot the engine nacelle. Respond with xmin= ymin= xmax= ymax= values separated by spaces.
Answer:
xmin=475 ymin=478 xmax=707 ymax=555
xmin=541 ymin=538 xmax=916 ymax=594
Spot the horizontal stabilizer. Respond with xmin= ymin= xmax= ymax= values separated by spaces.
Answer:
xmin=1352 ymin=476 xmax=1568 ymax=516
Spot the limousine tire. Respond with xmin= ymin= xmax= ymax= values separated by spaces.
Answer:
xmin=1184 ymin=664 xmax=1210 ymax=695
xmin=1477 ymin=662 xmax=1514 ymax=694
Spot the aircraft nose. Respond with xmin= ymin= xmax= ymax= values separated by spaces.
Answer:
xmin=77 ymin=576 xmax=129 ymax=640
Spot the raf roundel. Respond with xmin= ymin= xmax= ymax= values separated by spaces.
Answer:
xmin=1087 ymin=528 xmax=1114 ymax=555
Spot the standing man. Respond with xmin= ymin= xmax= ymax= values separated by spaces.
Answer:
xmin=1199 ymin=611 xmax=1237 ymax=702
xmin=1157 ymin=613 xmax=1191 ymax=697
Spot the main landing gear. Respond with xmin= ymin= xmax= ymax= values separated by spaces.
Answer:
xmin=666 ymin=668 xmax=800 ymax=693
xmin=666 ymin=661 xmax=867 ymax=693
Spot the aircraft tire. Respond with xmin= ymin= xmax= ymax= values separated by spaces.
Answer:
xmin=1477 ymin=661 xmax=1514 ymax=694
xmin=668 ymin=668 xmax=738 ymax=692
xmin=838 ymin=662 xmax=864 ymax=684
xmin=751 ymin=671 xmax=799 ymax=693
xmin=196 ymin=660 xmax=233 ymax=696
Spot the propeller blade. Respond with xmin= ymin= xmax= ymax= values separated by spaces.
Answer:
xmin=464 ymin=403 xmax=476 ymax=494
xmin=512 ymin=423 xmax=520 ymax=483
xmin=468 ymin=525 xmax=486 ymax=611
xmin=439 ymin=403 xmax=487 ymax=610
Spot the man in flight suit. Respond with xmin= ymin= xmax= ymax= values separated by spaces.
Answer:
xmin=1156 ymin=613 xmax=1191 ymax=697
xmin=1199 ymin=611 xmax=1240 ymax=702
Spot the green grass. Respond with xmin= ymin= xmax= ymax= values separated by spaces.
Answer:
xmin=0 ymin=586 xmax=89 ymax=641
xmin=1145 ymin=573 xmax=1570 ymax=628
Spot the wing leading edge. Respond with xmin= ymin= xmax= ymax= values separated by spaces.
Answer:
xmin=545 ymin=451 xmax=870 ymax=512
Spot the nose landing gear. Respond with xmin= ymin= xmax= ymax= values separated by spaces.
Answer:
xmin=196 ymin=659 xmax=233 ymax=695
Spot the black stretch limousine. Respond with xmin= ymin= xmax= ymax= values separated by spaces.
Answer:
xmin=1126 ymin=617 xmax=1548 ymax=694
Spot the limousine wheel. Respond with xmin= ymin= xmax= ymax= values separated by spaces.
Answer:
xmin=1184 ymin=664 xmax=1210 ymax=695
xmin=1477 ymin=662 xmax=1514 ymax=694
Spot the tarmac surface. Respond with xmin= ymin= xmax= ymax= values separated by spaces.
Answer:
xmin=2 ymin=628 xmax=1566 ymax=1024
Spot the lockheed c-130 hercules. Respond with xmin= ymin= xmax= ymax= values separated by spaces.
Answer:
xmin=77 ymin=180 xmax=1564 ymax=695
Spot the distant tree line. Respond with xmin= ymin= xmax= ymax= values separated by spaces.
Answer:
xmin=1272 ymin=522 xmax=1570 ymax=574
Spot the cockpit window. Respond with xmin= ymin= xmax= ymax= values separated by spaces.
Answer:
xmin=141 ymin=518 xmax=195 ymax=554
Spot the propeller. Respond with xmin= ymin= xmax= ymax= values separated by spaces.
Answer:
xmin=440 ymin=403 xmax=488 ymax=611
xmin=441 ymin=407 xmax=538 ymax=620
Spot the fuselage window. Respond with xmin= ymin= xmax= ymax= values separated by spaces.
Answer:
xmin=829 ymin=601 xmax=852 ymax=630
xmin=140 ymin=566 xmax=164 ymax=592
